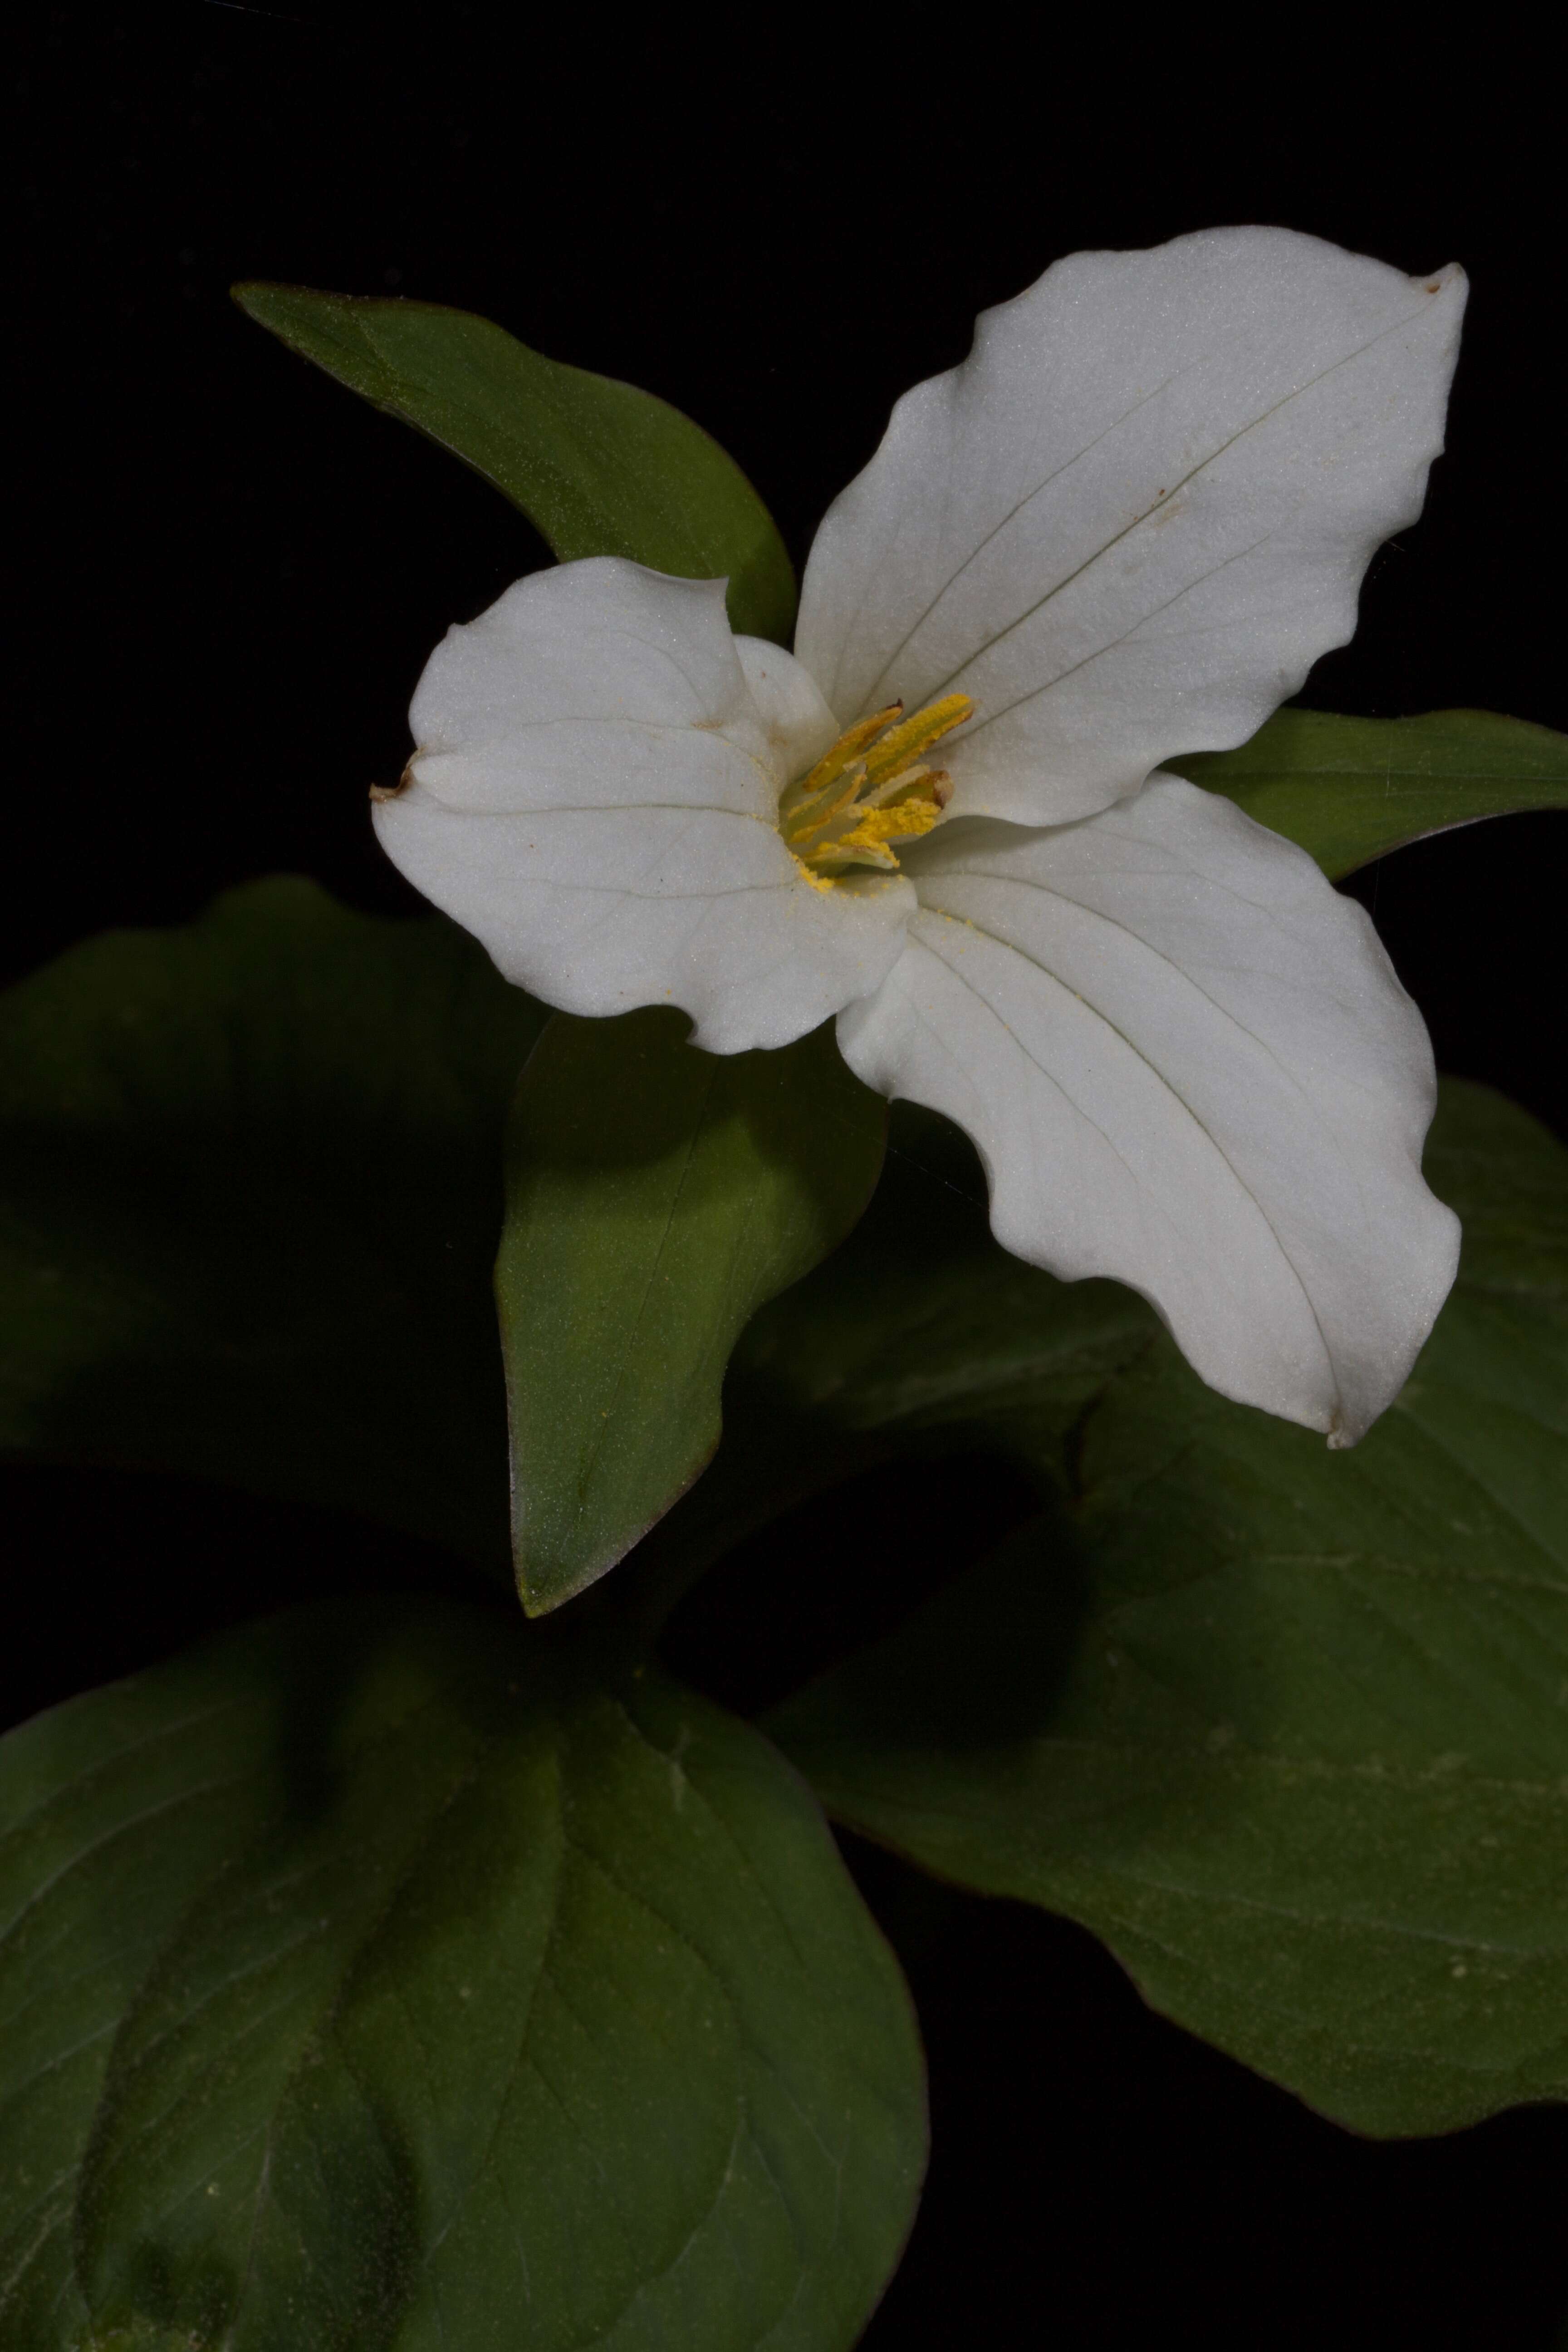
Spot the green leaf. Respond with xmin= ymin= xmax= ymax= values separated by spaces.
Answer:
xmin=233 ymin=283 xmax=797 ymax=644
xmin=0 ymin=1597 xmax=925 ymax=2352
xmin=0 ymin=879 xmax=542 ymax=1568
xmin=1169 ymin=706 xmax=1568 ymax=878
xmin=765 ymin=1082 xmax=1568 ymax=2135
xmin=648 ymin=1102 xmax=1161 ymax=1586
xmin=498 ymin=1008 xmax=886 ymax=1614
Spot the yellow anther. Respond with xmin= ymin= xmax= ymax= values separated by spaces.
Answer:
xmin=859 ymin=693 xmax=974 ymax=787
xmin=814 ymin=798 xmax=947 ymax=864
xmin=859 ymin=762 xmax=952 ymax=814
xmin=794 ymin=703 xmax=904 ymax=803
xmin=780 ymin=693 xmax=974 ymax=884
xmin=781 ymin=767 xmax=865 ymax=843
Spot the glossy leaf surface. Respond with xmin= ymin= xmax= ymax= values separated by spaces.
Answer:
xmin=1170 ymin=706 xmax=1568 ymax=877
xmin=765 ymin=1082 xmax=1568 ymax=2133
xmin=498 ymin=1008 xmax=886 ymax=1613
xmin=0 ymin=1598 xmax=924 ymax=2351
xmin=234 ymin=284 xmax=797 ymax=643
xmin=0 ymin=881 xmax=541 ymax=1568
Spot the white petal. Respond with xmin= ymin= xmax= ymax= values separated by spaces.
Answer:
xmin=837 ymin=776 xmax=1458 ymax=1442
xmin=798 ymin=229 xmax=1465 ymax=828
xmin=377 ymin=559 xmax=914 ymax=1054
xmin=732 ymin=633 xmax=843 ymax=778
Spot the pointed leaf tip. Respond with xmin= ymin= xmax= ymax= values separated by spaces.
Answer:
xmin=496 ymin=1009 xmax=886 ymax=1614
xmin=232 ymin=279 xmax=797 ymax=643
xmin=1171 ymin=706 xmax=1568 ymax=877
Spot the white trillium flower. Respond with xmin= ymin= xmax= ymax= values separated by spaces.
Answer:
xmin=378 ymin=227 xmax=1468 ymax=1447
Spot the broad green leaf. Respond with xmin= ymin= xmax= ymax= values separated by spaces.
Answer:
xmin=0 ymin=880 xmax=542 ymax=1568
xmin=0 ymin=1597 xmax=924 ymax=2352
xmin=1169 ymin=706 xmax=1568 ymax=878
xmin=233 ymin=283 xmax=797 ymax=644
xmin=646 ymin=1102 xmax=1161 ymax=1588
xmin=765 ymin=1082 xmax=1568 ymax=2135
xmin=498 ymin=1007 xmax=886 ymax=1614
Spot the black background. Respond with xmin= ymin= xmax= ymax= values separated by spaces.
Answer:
xmin=10 ymin=10 xmax=1568 ymax=2346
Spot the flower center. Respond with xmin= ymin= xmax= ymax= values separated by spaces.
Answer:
xmin=778 ymin=693 xmax=974 ymax=889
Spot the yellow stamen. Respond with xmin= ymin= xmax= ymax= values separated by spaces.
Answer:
xmin=791 ymin=703 xmax=903 ymax=805
xmin=780 ymin=766 xmax=866 ymax=843
xmin=859 ymin=693 xmax=975 ymax=786
xmin=780 ymin=693 xmax=974 ymax=884
xmin=813 ymin=796 xmax=947 ymax=865
xmin=859 ymin=762 xmax=951 ymax=813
